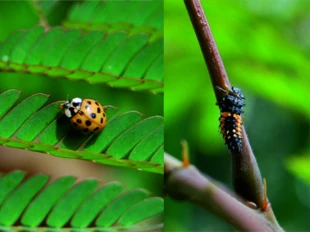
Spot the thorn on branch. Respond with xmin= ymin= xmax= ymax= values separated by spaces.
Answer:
xmin=262 ymin=178 xmax=270 ymax=212
xmin=181 ymin=139 xmax=190 ymax=167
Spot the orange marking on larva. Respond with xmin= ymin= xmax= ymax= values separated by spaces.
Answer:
xmin=221 ymin=112 xmax=231 ymax=117
xmin=217 ymin=86 xmax=245 ymax=153
xmin=233 ymin=114 xmax=241 ymax=120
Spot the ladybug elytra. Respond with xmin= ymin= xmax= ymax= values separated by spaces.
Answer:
xmin=60 ymin=98 xmax=107 ymax=134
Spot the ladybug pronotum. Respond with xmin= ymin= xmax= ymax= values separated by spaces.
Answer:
xmin=217 ymin=86 xmax=245 ymax=153
xmin=60 ymin=98 xmax=107 ymax=134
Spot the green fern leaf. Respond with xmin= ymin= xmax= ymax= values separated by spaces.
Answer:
xmin=64 ymin=0 xmax=163 ymax=39
xmin=119 ymin=197 xmax=164 ymax=226
xmin=0 ymin=171 xmax=25 ymax=205
xmin=0 ymin=171 xmax=163 ymax=231
xmin=0 ymin=26 xmax=163 ymax=93
xmin=21 ymin=176 xmax=77 ymax=227
xmin=0 ymin=174 xmax=49 ymax=225
xmin=0 ymin=90 xmax=163 ymax=174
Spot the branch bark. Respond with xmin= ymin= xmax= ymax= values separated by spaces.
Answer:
xmin=165 ymin=153 xmax=284 ymax=232
xmin=184 ymin=0 xmax=265 ymax=208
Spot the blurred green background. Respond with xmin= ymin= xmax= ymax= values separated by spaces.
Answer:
xmin=165 ymin=0 xmax=309 ymax=231
xmin=0 ymin=1 xmax=163 ymax=203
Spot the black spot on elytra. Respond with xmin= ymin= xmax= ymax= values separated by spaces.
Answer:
xmin=91 ymin=113 xmax=96 ymax=119
xmin=86 ymin=120 xmax=91 ymax=126
xmin=95 ymin=101 xmax=99 ymax=106
xmin=77 ymin=119 xmax=82 ymax=124
xmin=87 ymin=101 xmax=91 ymax=105
xmin=100 ymin=118 xmax=103 ymax=124
xmin=103 ymin=113 xmax=106 ymax=117
xmin=97 ymin=107 xmax=101 ymax=113
xmin=94 ymin=127 xmax=99 ymax=131
xmin=79 ymin=111 xmax=84 ymax=115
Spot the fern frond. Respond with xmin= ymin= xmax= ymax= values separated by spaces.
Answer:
xmin=0 ymin=90 xmax=163 ymax=174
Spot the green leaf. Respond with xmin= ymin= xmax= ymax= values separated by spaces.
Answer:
xmin=0 ymin=31 xmax=23 ymax=64
xmin=0 ymin=90 xmax=163 ymax=174
xmin=107 ymin=117 xmax=163 ymax=159
xmin=0 ymin=93 xmax=49 ymax=138
xmin=0 ymin=89 xmax=21 ymax=118
xmin=119 ymin=197 xmax=164 ymax=226
xmin=0 ymin=174 xmax=49 ymax=225
xmin=150 ymin=145 xmax=164 ymax=165
xmin=47 ymin=179 xmax=99 ymax=227
xmin=0 ymin=171 xmax=25 ymax=205
xmin=21 ymin=176 xmax=77 ymax=227
xmin=10 ymin=27 xmax=44 ymax=64
xmin=0 ymin=26 xmax=163 ymax=93
xmin=0 ymin=171 xmax=163 ymax=231
xmin=64 ymin=0 xmax=163 ymax=38
xmin=70 ymin=182 xmax=124 ymax=228
xmin=129 ymin=125 xmax=164 ymax=162
xmin=95 ymin=189 xmax=150 ymax=227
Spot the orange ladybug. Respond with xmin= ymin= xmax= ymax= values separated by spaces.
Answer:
xmin=60 ymin=98 xmax=107 ymax=134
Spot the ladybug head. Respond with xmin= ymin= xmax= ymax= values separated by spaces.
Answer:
xmin=61 ymin=97 xmax=82 ymax=118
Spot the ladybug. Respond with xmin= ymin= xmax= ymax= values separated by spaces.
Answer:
xmin=60 ymin=98 xmax=107 ymax=134
xmin=216 ymin=86 xmax=245 ymax=153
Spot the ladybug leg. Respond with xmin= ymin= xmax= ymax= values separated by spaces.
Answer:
xmin=59 ymin=101 xmax=68 ymax=110
xmin=59 ymin=95 xmax=70 ymax=109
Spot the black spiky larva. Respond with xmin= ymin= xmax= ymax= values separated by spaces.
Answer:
xmin=217 ymin=86 xmax=245 ymax=153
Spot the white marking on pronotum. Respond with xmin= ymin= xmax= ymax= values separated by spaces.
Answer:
xmin=65 ymin=109 xmax=72 ymax=118
xmin=72 ymin=97 xmax=82 ymax=104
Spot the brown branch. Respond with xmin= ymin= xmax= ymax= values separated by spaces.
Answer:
xmin=184 ymin=0 xmax=265 ymax=208
xmin=165 ymin=153 xmax=284 ymax=232
xmin=29 ymin=0 xmax=50 ymax=30
xmin=183 ymin=0 xmax=229 ymax=101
